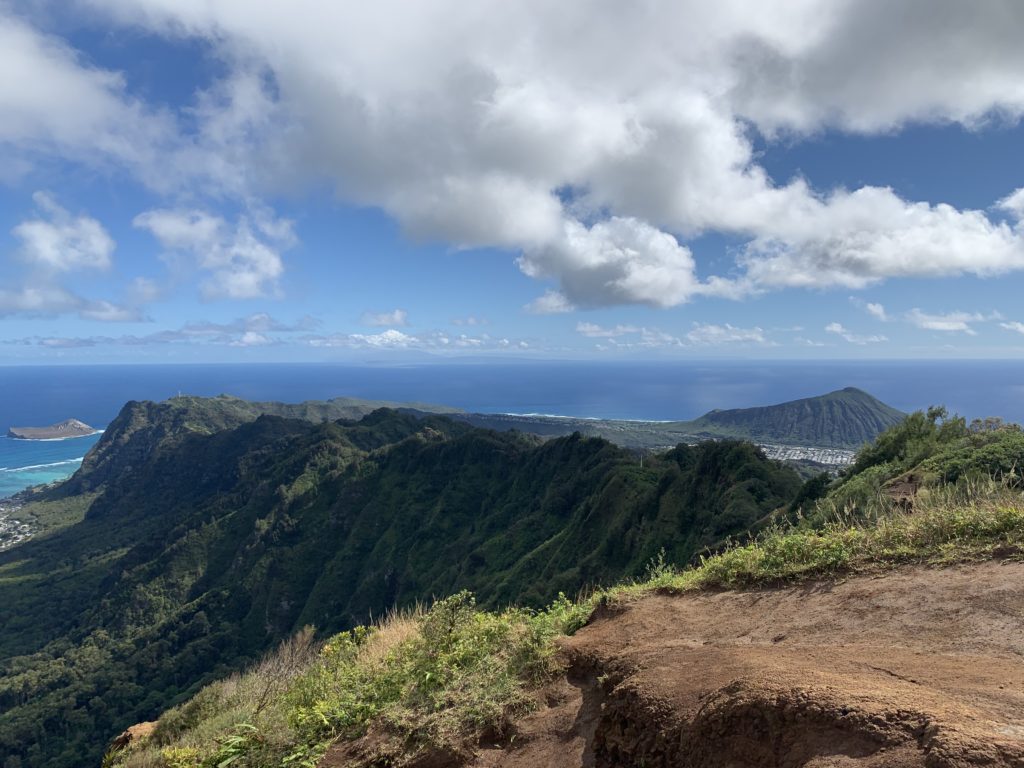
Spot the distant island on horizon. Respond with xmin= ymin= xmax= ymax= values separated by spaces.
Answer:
xmin=7 ymin=419 xmax=99 ymax=440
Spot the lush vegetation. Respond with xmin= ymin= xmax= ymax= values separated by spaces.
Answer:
xmin=822 ymin=407 xmax=1024 ymax=515
xmin=6 ymin=395 xmax=1021 ymax=768
xmin=0 ymin=399 xmax=799 ymax=768
xmin=109 ymin=472 xmax=1024 ymax=768
xmin=108 ymin=593 xmax=591 ymax=768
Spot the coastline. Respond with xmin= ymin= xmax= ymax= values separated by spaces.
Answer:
xmin=0 ymin=431 xmax=101 ymax=500
xmin=2 ymin=429 xmax=104 ymax=442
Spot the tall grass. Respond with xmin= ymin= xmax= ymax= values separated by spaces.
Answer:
xmin=634 ymin=478 xmax=1024 ymax=593
xmin=110 ymin=594 xmax=590 ymax=768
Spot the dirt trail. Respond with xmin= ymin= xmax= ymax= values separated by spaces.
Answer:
xmin=473 ymin=561 xmax=1024 ymax=768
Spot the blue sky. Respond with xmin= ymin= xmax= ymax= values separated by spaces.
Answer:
xmin=4 ymin=2 xmax=1024 ymax=362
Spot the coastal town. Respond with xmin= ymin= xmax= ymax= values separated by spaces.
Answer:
xmin=757 ymin=443 xmax=856 ymax=468
xmin=0 ymin=497 xmax=32 ymax=551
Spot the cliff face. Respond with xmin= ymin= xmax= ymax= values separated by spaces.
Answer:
xmin=462 ymin=561 xmax=1024 ymax=768
xmin=7 ymin=418 xmax=96 ymax=439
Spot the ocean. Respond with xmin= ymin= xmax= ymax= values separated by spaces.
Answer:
xmin=1 ymin=360 xmax=1022 ymax=497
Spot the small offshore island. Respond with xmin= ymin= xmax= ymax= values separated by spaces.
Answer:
xmin=7 ymin=418 xmax=99 ymax=440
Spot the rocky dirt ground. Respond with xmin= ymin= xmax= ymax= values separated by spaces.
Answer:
xmin=466 ymin=561 xmax=1024 ymax=768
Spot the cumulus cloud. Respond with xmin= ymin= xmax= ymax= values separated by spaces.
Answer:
xmin=794 ymin=337 xmax=827 ymax=347
xmin=360 ymin=309 xmax=409 ymax=327
xmin=13 ymin=192 xmax=114 ymax=272
xmin=0 ymin=286 xmax=81 ymax=317
xmin=576 ymin=322 xmax=640 ymax=338
xmin=997 ymin=188 xmax=1024 ymax=219
xmin=865 ymin=302 xmax=888 ymax=321
xmin=905 ymin=308 xmax=987 ymax=334
xmin=0 ymin=11 xmax=175 ymax=176
xmin=825 ymin=322 xmax=887 ymax=345
xmin=685 ymin=323 xmax=766 ymax=345
xmin=1001 ymin=321 xmax=1024 ymax=335
xmin=0 ymin=283 xmax=145 ymax=322
xmin=519 ymin=218 xmax=724 ymax=309
xmin=850 ymin=297 xmax=888 ymax=321
xmin=524 ymin=290 xmax=574 ymax=315
xmin=134 ymin=208 xmax=293 ymax=299
xmin=230 ymin=331 xmax=273 ymax=347
xmin=303 ymin=328 xmax=529 ymax=353
xmin=576 ymin=320 xmax=767 ymax=347
xmin=0 ymin=193 xmax=153 ymax=322
xmin=13 ymin=2 xmax=1024 ymax=307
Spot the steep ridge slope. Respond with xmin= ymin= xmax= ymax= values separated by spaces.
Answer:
xmin=466 ymin=561 xmax=1024 ymax=768
xmin=63 ymin=394 xmax=459 ymax=493
xmin=0 ymin=399 xmax=801 ymax=767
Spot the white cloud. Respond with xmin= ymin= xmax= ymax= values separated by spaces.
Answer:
xmin=345 ymin=329 xmax=417 ymax=349
xmin=576 ymin=322 xmax=639 ymax=338
xmin=361 ymin=309 xmax=409 ymax=327
xmin=577 ymin=320 xmax=766 ymax=346
xmin=685 ymin=323 xmax=766 ymax=345
xmin=0 ymin=285 xmax=144 ymax=322
xmin=736 ymin=188 xmax=1024 ymax=292
xmin=13 ymin=192 xmax=114 ymax=272
xmin=304 ymin=328 xmax=530 ymax=353
xmin=1001 ymin=321 xmax=1024 ymax=335
xmin=825 ymin=322 xmax=887 ymax=345
xmin=519 ymin=217 xmax=721 ymax=309
xmin=905 ymin=308 xmax=985 ymax=334
xmin=134 ymin=208 xmax=293 ymax=299
xmin=230 ymin=331 xmax=273 ymax=347
xmin=12 ymin=2 xmax=1024 ymax=306
xmin=850 ymin=297 xmax=889 ymax=321
xmin=0 ymin=11 xmax=175 ymax=176
xmin=78 ymin=300 xmax=142 ymax=322
xmin=0 ymin=285 xmax=81 ymax=316
xmin=0 ymin=193 xmax=151 ymax=322
xmin=524 ymin=290 xmax=574 ymax=314
xmin=997 ymin=188 xmax=1024 ymax=219
xmin=794 ymin=337 xmax=827 ymax=347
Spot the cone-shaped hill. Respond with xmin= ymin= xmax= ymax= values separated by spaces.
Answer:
xmin=676 ymin=387 xmax=905 ymax=448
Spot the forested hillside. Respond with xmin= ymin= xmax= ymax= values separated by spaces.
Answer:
xmin=106 ymin=406 xmax=1024 ymax=768
xmin=0 ymin=398 xmax=800 ymax=767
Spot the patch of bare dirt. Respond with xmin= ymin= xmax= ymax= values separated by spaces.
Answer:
xmin=107 ymin=721 xmax=156 ymax=757
xmin=472 ymin=561 xmax=1024 ymax=768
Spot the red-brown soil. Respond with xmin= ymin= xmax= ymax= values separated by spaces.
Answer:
xmin=478 ymin=561 xmax=1024 ymax=767
xmin=326 ymin=561 xmax=1024 ymax=767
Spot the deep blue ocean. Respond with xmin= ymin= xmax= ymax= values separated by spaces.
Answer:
xmin=1 ymin=360 xmax=1022 ymax=497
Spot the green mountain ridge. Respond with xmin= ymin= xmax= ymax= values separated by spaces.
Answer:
xmin=0 ymin=397 xmax=801 ymax=767
xmin=459 ymin=387 xmax=905 ymax=450
xmin=104 ymin=401 xmax=1024 ymax=768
